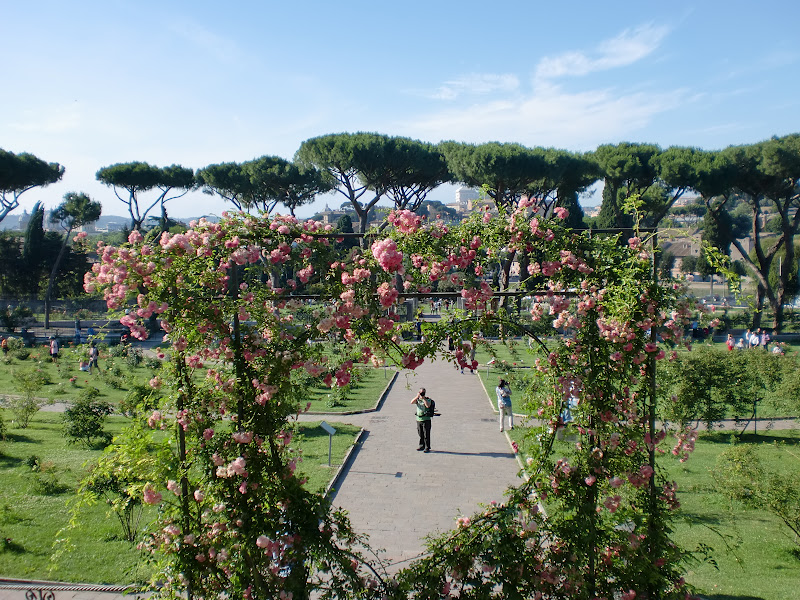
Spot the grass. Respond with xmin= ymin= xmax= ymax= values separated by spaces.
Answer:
xmin=0 ymin=344 xmax=161 ymax=409
xmin=507 ymin=421 xmax=800 ymax=600
xmin=662 ymin=430 xmax=800 ymax=600
xmin=0 ymin=410 xmax=364 ymax=584
xmin=0 ymin=411 xmax=152 ymax=584
xmin=295 ymin=421 xmax=362 ymax=492
xmin=304 ymin=366 xmax=395 ymax=413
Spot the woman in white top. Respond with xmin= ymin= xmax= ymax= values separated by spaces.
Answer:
xmin=496 ymin=378 xmax=513 ymax=432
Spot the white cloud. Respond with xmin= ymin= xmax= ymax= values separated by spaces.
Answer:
xmin=8 ymin=103 xmax=82 ymax=134
xmin=399 ymin=24 xmax=681 ymax=149
xmin=167 ymin=19 xmax=244 ymax=64
xmin=535 ymin=23 xmax=670 ymax=82
xmin=401 ymin=83 xmax=688 ymax=150
xmin=431 ymin=73 xmax=520 ymax=100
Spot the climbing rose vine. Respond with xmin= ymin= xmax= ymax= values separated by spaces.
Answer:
xmin=84 ymin=206 xmax=701 ymax=599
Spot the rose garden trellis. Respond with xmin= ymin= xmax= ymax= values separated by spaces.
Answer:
xmin=83 ymin=206 xmax=702 ymax=599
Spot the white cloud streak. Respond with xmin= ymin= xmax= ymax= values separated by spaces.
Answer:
xmin=8 ymin=103 xmax=82 ymax=134
xmin=167 ymin=19 xmax=244 ymax=64
xmin=432 ymin=73 xmax=520 ymax=100
xmin=406 ymin=84 xmax=688 ymax=149
xmin=402 ymin=24 xmax=678 ymax=148
xmin=535 ymin=23 xmax=669 ymax=82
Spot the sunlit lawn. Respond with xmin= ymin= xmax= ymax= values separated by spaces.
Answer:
xmin=507 ymin=423 xmax=800 ymax=600
xmin=0 ymin=410 xmax=362 ymax=584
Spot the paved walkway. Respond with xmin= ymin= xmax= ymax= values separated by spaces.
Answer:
xmin=326 ymin=358 xmax=523 ymax=571
xmin=0 ymin=357 xmax=522 ymax=599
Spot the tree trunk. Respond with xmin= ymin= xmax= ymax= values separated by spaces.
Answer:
xmin=44 ymin=235 xmax=71 ymax=329
xmin=752 ymin=285 xmax=765 ymax=330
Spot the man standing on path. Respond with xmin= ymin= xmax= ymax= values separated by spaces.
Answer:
xmin=411 ymin=388 xmax=432 ymax=453
xmin=496 ymin=378 xmax=513 ymax=432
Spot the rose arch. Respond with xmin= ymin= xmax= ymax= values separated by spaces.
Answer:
xmin=83 ymin=205 xmax=703 ymax=599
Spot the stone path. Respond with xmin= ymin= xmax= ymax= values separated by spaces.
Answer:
xmin=325 ymin=358 xmax=523 ymax=571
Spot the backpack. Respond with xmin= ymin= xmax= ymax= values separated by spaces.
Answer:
xmin=425 ymin=398 xmax=436 ymax=418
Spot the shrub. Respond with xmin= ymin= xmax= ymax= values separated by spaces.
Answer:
xmin=12 ymin=348 xmax=30 ymax=361
xmin=8 ymin=370 xmax=48 ymax=428
xmin=108 ymin=344 xmax=128 ymax=359
xmin=120 ymin=381 xmax=161 ymax=417
xmin=104 ymin=374 xmax=125 ymax=390
xmin=24 ymin=454 xmax=41 ymax=469
xmin=0 ymin=306 xmax=34 ymax=332
xmin=63 ymin=388 xmax=113 ymax=448
xmin=29 ymin=471 xmax=69 ymax=495
xmin=125 ymin=346 xmax=143 ymax=368
xmin=716 ymin=443 xmax=800 ymax=548
xmin=144 ymin=356 xmax=162 ymax=370
xmin=105 ymin=361 xmax=124 ymax=378
xmin=5 ymin=337 xmax=23 ymax=351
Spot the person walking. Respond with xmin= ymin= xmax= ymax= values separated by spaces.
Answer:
xmin=496 ymin=378 xmax=513 ymax=432
xmin=411 ymin=387 xmax=433 ymax=453
xmin=88 ymin=341 xmax=100 ymax=373
xmin=726 ymin=333 xmax=735 ymax=351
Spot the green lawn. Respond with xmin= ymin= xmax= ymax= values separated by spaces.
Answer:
xmin=663 ymin=430 xmax=800 ymax=600
xmin=0 ymin=410 xmax=363 ymax=584
xmin=304 ymin=366 xmax=395 ymax=413
xmin=507 ymin=424 xmax=800 ymax=600
xmin=0 ymin=344 xmax=162 ymax=409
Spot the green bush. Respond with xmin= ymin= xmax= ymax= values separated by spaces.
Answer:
xmin=716 ymin=443 xmax=800 ymax=548
xmin=103 ymin=374 xmax=125 ymax=390
xmin=8 ymin=369 xmax=49 ymax=428
xmin=5 ymin=337 xmax=23 ymax=352
xmin=120 ymin=381 xmax=161 ymax=417
xmin=0 ymin=306 xmax=33 ymax=332
xmin=62 ymin=388 xmax=113 ymax=448
xmin=12 ymin=348 xmax=30 ymax=361
xmin=108 ymin=344 xmax=128 ymax=359
xmin=125 ymin=346 xmax=143 ymax=368
xmin=24 ymin=454 xmax=41 ymax=470
xmin=29 ymin=470 xmax=69 ymax=495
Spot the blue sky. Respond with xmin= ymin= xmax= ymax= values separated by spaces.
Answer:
xmin=2 ymin=0 xmax=799 ymax=220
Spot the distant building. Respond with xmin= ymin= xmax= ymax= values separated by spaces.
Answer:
xmin=316 ymin=204 xmax=351 ymax=225
xmin=16 ymin=210 xmax=32 ymax=231
xmin=584 ymin=205 xmax=601 ymax=218
xmin=454 ymin=187 xmax=480 ymax=213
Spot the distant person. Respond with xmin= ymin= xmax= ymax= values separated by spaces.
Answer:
xmin=496 ymin=378 xmax=513 ymax=432
xmin=1 ymin=336 xmax=7 ymax=356
xmin=742 ymin=329 xmax=752 ymax=349
xmin=760 ymin=329 xmax=770 ymax=350
xmin=750 ymin=329 xmax=761 ymax=348
xmin=89 ymin=341 xmax=100 ymax=373
xmin=411 ymin=388 xmax=433 ymax=453
xmin=49 ymin=336 xmax=60 ymax=363
xmin=726 ymin=333 xmax=735 ymax=351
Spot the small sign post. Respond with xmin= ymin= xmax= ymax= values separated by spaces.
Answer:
xmin=319 ymin=420 xmax=336 ymax=466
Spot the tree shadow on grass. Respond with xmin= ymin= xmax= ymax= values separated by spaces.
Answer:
xmin=3 ymin=432 xmax=35 ymax=444
xmin=699 ymin=595 xmax=766 ymax=600
xmin=699 ymin=431 xmax=800 ymax=446
xmin=677 ymin=512 xmax=722 ymax=526
xmin=0 ymin=454 xmax=23 ymax=468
